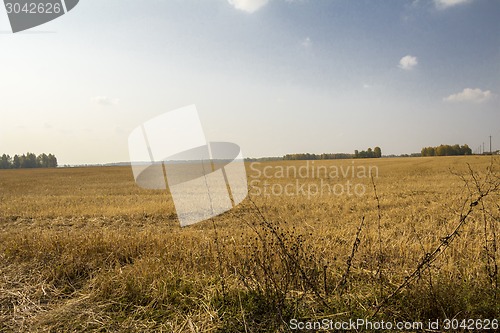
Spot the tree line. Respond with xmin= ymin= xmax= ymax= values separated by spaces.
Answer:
xmin=283 ymin=153 xmax=353 ymax=160
xmin=0 ymin=153 xmax=58 ymax=169
xmin=354 ymin=147 xmax=382 ymax=158
xmin=283 ymin=147 xmax=382 ymax=160
xmin=421 ymin=144 xmax=472 ymax=157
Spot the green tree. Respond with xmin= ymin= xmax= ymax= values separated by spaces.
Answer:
xmin=13 ymin=155 xmax=20 ymax=168
xmin=374 ymin=147 xmax=382 ymax=158
xmin=461 ymin=144 xmax=472 ymax=155
xmin=47 ymin=154 xmax=57 ymax=168
xmin=435 ymin=145 xmax=445 ymax=156
xmin=0 ymin=154 xmax=12 ymax=169
xmin=422 ymin=144 xmax=471 ymax=156
xmin=23 ymin=153 xmax=38 ymax=168
xmin=37 ymin=153 xmax=49 ymax=168
xmin=19 ymin=154 xmax=26 ymax=168
xmin=1 ymin=153 xmax=57 ymax=169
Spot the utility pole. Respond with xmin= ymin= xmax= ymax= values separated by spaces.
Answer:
xmin=490 ymin=135 xmax=492 ymax=154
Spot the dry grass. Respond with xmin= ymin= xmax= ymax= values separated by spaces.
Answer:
xmin=0 ymin=156 xmax=499 ymax=332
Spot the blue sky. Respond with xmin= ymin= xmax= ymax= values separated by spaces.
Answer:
xmin=1 ymin=0 xmax=499 ymax=164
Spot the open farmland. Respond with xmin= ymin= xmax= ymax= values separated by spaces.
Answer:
xmin=0 ymin=156 xmax=499 ymax=332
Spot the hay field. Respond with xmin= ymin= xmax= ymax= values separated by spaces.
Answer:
xmin=0 ymin=156 xmax=498 ymax=332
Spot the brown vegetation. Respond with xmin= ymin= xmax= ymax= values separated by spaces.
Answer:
xmin=0 ymin=156 xmax=498 ymax=332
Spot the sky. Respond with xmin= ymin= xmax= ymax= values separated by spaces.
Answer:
xmin=0 ymin=0 xmax=499 ymax=165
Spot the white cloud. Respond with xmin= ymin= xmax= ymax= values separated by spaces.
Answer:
xmin=91 ymin=96 xmax=119 ymax=106
xmin=434 ymin=0 xmax=471 ymax=9
xmin=228 ymin=0 xmax=269 ymax=13
xmin=398 ymin=55 xmax=418 ymax=70
xmin=301 ymin=37 xmax=311 ymax=48
xmin=443 ymin=88 xmax=493 ymax=103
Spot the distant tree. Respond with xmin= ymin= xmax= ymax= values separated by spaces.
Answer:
xmin=0 ymin=154 xmax=12 ymax=169
xmin=284 ymin=153 xmax=353 ymax=160
xmin=421 ymin=147 xmax=436 ymax=156
xmin=421 ymin=144 xmax=471 ymax=157
xmin=435 ymin=145 xmax=445 ymax=156
xmin=13 ymin=155 xmax=20 ymax=168
xmin=47 ymin=154 xmax=58 ymax=168
xmin=22 ymin=153 xmax=38 ymax=168
xmin=19 ymin=154 xmax=26 ymax=168
xmin=354 ymin=147 xmax=382 ymax=159
xmin=461 ymin=144 xmax=472 ymax=155
xmin=0 ymin=152 xmax=58 ymax=169
xmin=37 ymin=153 xmax=46 ymax=168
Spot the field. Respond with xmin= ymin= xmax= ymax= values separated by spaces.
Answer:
xmin=0 ymin=156 xmax=499 ymax=332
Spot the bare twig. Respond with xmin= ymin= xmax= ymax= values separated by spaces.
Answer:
xmin=336 ymin=216 xmax=365 ymax=296
xmin=372 ymin=160 xmax=499 ymax=317
xmin=371 ymin=176 xmax=384 ymax=302
xmin=245 ymin=198 xmax=329 ymax=308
